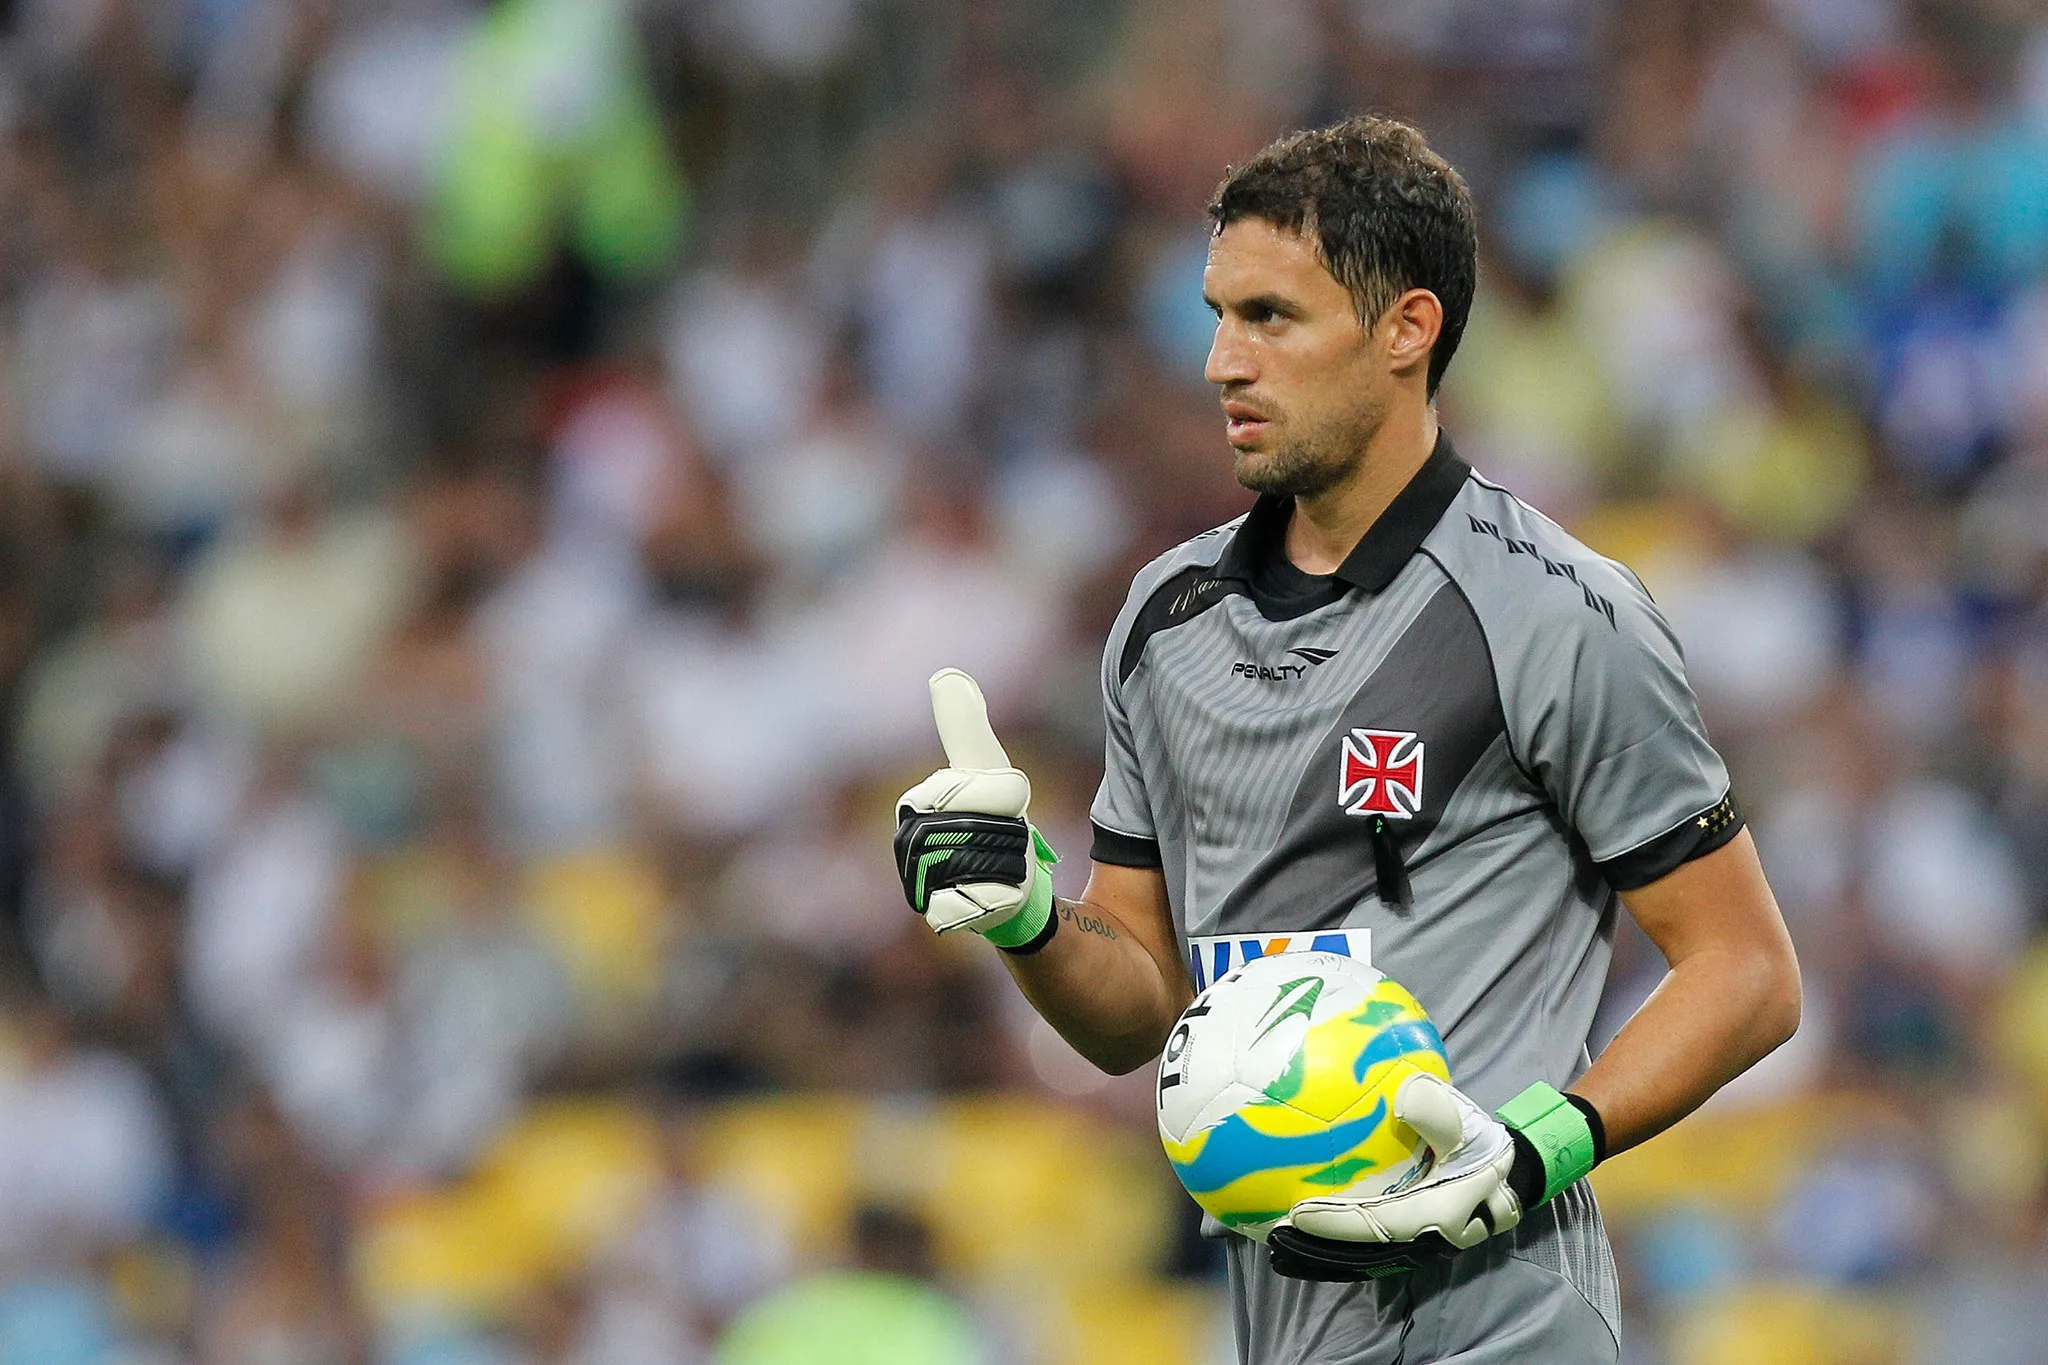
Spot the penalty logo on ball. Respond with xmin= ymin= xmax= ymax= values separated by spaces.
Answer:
xmin=1156 ymin=950 xmax=1449 ymax=1242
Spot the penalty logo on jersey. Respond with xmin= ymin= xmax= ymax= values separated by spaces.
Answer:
xmin=1339 ymin=728 xmax=1424 ymax=818
xmin=1186 ymin=929 xmax=1371 ymax=992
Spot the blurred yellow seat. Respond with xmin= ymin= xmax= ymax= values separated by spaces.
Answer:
xmin=698 ymin=1095 xmax=864 ymax=1260
xmin=358 ymin=1098 xmax=663 ymax=1319
xmin=353 ymin=847 xmax=463 ymax=953
xmin=1991 ymin=941 xmax=2048 ymax=1107
xmin=1667 ymin=1284 xmax=1917 ymax=1365
xmin=921 ymin=1098 xmax=1172 ymax=1288
xmin=1056 ymin=1280 xmax=1220 ymax=1365
xmin=694 ymin=1095 xmax=1175 ymax=1295
xmin=107 ymin=1239 xmax=196 ymax=1340
xmin=357 ymin=1184 xmax=549 ymax=1319
xmin=920 ymin=1098 xmax=1083 ymax=1280
xmin=469 ymin=1098 xmax=663 ymax=1270
xmin=524 ymin=847 xmax=668 ymax=1009
xmin=1591 ymin=1093 xmax=1851 ymax=1224
xmin=1569 ymin=497 xmax=1713 ymax=598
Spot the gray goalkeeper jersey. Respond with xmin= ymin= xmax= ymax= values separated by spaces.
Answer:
xmin=1091 ymin=433 xmax=1738 ymax=1360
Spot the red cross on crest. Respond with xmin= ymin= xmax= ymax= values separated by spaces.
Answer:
xmin=1339 ymin=729 xmax=1425 ymax=818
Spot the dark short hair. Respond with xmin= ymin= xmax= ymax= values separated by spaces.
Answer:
xmin=1209 ymin=115 xmax=1478 ymax=396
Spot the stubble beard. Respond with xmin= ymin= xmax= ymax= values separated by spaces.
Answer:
xmin=1231 ymin=393 xmax=1386 ymax=500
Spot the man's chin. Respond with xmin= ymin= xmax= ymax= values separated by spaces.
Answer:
xmin=1233 ymin=449 xmax=1290 ymax=495
xmin=1234 ymin=447 xmax=1347 ymax=499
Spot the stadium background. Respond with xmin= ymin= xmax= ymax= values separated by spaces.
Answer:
xmin=0 ymin=0 xmax=2046 ymax=1361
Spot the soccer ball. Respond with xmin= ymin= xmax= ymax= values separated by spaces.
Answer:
xmin=1156 ymin=950 xmax=1451 ymax=1243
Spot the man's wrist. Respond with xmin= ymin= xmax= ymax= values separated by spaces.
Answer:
xmin=986 ymin=880 xmax=1055 ymax=951
xmin=1496 ymin=1083 xmax=1603 ymax=1208
xmin=988 ymin=826 xmax=1060 ymax=953
xmin=1564 ymin=1093 xmax=1607 ymax=1163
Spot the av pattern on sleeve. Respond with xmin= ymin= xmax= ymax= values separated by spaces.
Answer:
xmin=1089 ymin=527 xmax=1244 ymax=868
xmin=1424 ymin=477 xmax=1741 ymax=891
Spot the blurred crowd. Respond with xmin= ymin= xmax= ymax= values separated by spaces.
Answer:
xmin=0 ymin=0 xmax=2046 ymax=1362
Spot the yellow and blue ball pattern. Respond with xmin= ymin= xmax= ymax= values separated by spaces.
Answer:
xmin=1160 ymin=959 xmax=1450 ymax=1240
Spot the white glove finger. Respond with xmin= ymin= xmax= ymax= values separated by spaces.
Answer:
xmin=898 ymin=769 xmax=1031 ymax=820
xmin=1392 ymin=1073 xmax=1469 ymax=1159
xmin=1427 ymin=1168 xmax=1520 ymax=1248
xmin=925 ymin=884 xmax=1026 ymax=934
xmin=1285 ymin=1199 xmax=1398 ymax=1244
xmin=930 ymin=669 xmax=1011 ymax=770
xmin=1294 ymin=1167 xmax=1502 ymax=1247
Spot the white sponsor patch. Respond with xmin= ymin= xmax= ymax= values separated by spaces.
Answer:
xmin=1185 ymin=929 xmax=1372 ymax=993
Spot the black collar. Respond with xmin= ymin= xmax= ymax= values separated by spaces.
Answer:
xmin=1215 ymin=430 xmax=1471 ymax=593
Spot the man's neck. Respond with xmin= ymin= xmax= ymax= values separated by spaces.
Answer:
xmin=1284 ymin=408 xmax=1440 ymax=575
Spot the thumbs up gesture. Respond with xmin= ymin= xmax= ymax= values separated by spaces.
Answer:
xmin=893 ymin=670 xmax=1060 ymax=950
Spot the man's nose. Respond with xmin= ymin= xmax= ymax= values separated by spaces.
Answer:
xmin=1204 ymin=320 xmax=1255 ymax=387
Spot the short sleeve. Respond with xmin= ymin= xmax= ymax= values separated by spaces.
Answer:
xmin=1514 ymin=581 xmax=1740 ymax=890
xmin=1090 ymin=615 xmax=1162 ymax=868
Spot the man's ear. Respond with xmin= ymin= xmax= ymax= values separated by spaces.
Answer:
xmin=1383 ymin=288 xmax=1444 ymax=379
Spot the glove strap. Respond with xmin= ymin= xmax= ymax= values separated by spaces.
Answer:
xmin=1496 ymin=1083 xmax=1600 ymax=1207
xmin=987 ymin=827 xmax=1059 ymax=953
xmin=1266 ymin=1225 xmax=1454 ymax=1281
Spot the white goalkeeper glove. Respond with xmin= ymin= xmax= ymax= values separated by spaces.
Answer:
xmin=1266 ymin=1075 xmax=1604 ymax=1281
xmin=892 ymin=670 xmax=1060 ymax=953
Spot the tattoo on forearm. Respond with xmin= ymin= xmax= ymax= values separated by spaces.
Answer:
xmin=1057 ymin=900 xmax=1120 ymax=940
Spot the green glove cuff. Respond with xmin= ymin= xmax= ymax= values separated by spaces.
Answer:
xmin=1496 ymin=1082 xmax=1598 ymax=1206
xmin=984 ymin=827 xmax=1058 ymax=951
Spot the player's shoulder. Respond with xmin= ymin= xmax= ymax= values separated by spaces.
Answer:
xmin=1101 ymin=512 xmax=1248 ymax=682
xmin=1420 ymin=472 xmax=1689 ymax=707
xmin=1422 ymin=471 xmax=1659 ymax=645
xmin=1132 ymin=513 xmax=1243 ymax=593
xmin=1112 ymin=512 xmax=1245 ymax=628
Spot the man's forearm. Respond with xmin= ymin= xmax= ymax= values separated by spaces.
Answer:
xmin=1569 ymin=943 xmax=1800 ymax=1155
xmin=1571 ymin=831 xmax=1802 ymax=1156
xmin=999 ymin=896 xmax=1195 ymax=1076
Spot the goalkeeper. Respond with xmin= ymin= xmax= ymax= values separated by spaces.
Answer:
xmin=893 ymin=114 xmax=1800 ymax=1363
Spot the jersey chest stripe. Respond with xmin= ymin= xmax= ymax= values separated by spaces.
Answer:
xmin=1208 ymin=578 xmax=1507 ymax=932
xmin=1134 ymin=568 xmax=1448 ymax=880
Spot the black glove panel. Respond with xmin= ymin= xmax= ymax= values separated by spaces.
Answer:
xmin=1265 ymin=1225 xmax=1458 ymax=1282
xmin=893 ymin=810 xmax=1031 ymax=914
